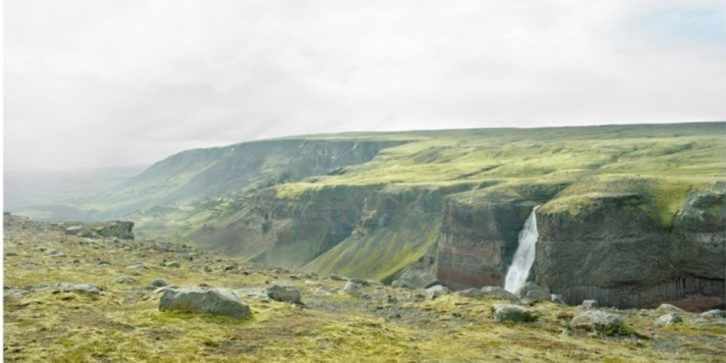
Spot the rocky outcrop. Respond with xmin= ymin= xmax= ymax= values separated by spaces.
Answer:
xmin=436 ymin=198 xmax=534 ymax=290
xmin=570 ymin=310 xmax=627 ymax=336
xmin=535 ymin=191 xmax=725 ymax=311
xmin=63 ymin=221 xmax=134 ymax=240
xmin=493 ymin=304 xmax=536 ymax=323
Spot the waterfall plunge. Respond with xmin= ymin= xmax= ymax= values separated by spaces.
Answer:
xmin=504 ymin=206 xmax=540 ymax=294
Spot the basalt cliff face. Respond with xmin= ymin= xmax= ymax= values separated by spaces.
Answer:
xmin=23 ymin=123 xmax=725 ymax=310
xmin=534 ymin=191 xmax=725 ymax=311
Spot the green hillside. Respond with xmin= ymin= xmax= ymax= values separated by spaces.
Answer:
xmin=30 ymin=122 xmax=726 ymax=281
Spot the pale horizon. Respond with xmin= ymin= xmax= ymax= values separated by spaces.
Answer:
xmin=5 ymin=0 xmax=726 ymax=171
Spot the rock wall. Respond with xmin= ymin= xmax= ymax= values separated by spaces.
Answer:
xmin=435 ymin=198 xmax=536 ymax=290
xmin=534 ymin=192 xmax=725 ymax=311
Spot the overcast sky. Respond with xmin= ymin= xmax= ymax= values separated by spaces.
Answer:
xmin=5 ymin=0 xmax=726 ymax=171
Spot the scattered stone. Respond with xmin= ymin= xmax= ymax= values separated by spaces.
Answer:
xmin=700 ymin=309 xmax=726 ymax=319
xmin=456 ymin=288 xmax=484 ymax=298
xmin=126 ymin=263 xmax=146 ymax=270
xmin=97 ymin=260 xmax=111 ymax=265
xmin=570 ymin=310 xmax=627 ymax=336
xmin=480 ymin=286 xmax=519 ymax=302
xmin=234 ymin=288 xmax=269 ymax=301
xmin=656 ymin=313 xmax=683 ymax=326
xmin=493 ymin=304 xmax=537 ymax=323
xmin=64 ymin=226 xmax=83 ymax=235
xmin=582 ymin=300 xmax=599 ymax=309
xmin=266 ymin=285 xmax=302 ymax=304
xmin=159 ymin=287 xmax=251 ymax=319
xmin=425 ymin=285 xmax=450 ymax=300
xmin=46 ymin=250 xmax=65 ymax=257
xmin=149 ymin=279 xmax=169 ymax=288
xmin=95 ymin=221 xmax=134 ymax=240
xmin=33 ymin=283 xmax=100 ymax=295
xmin=518 ymin=282 xmax=550 ymax=301
xmin=386 ymin=294 xmax=398 ymax=304
xmin=5 ymin=250 xmax=18 ymax=257
xmin=116 ymin=275 xmax=138 ymax=284
xmin=342 ymin=280 xmax=365 ymax=295
xmin=550 ymin=294 xmax=566 ymax=304
xmin=163 ymin=261 xmax=181 ymax=268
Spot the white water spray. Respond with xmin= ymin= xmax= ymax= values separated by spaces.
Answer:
xmin=504 ymin=206 xmax=540 ymax=294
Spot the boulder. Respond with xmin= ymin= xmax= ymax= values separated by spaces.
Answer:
xmin=493 ymin=304 xmax=537 ymax=323
xmin=570 ymin=310 xmax=627 ymax=336
xmin=95 ymin=221 xmax=134 ymax=239
xmin=480 ymin=286 xmax=519 ymax=302
xmin=266 ymin=285 xmax=302 ymax=304
xmin=163 ymin=261 xmax=181 ymax=268
xmin=700 ymin=309 xmax=726 ymax=319
xmin=582 ymin=300 xmax=599 ymax=309
xmin=550 ymin=294 xmax=566 ymax=304
xmin=519 ymin=282 xmax=550 ymax=301
xmin=342 ymin=280 xmax=365 ymax=295
xmin=159 ymin=287 xmax=251 ymax=319
xmin=149 ymin=279 xmax=169 ymax=288
xmin=426 ymin=285 xmax=450 ymax=300
xmin=656 ymin=313 xmax=683 ymax=326
xmin=392 ymin=255 xmax=437 ymax=289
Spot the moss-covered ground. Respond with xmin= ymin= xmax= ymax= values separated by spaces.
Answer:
xmin=4 ymin=218 xmax=725 ymax=362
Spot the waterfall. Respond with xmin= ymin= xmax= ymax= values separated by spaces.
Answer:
xmin=504 ymin=206 xmax=540 ymax=294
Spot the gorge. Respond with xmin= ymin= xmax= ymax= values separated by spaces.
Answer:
xmin=13 ymin=122 xmax=726 ymax=311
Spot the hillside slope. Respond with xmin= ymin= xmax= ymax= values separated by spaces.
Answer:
xmin=24 ymin=122 xmax=726 ymax=308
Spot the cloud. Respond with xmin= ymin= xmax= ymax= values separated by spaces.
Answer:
xmin=4 ymin=0 xmax=726 ymax=171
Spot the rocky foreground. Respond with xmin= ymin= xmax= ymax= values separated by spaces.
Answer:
xmin=3 ymin=216 xmax=726 ymax=362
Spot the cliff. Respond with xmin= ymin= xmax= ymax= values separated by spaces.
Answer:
xmin=23 ymin=122 xmax=725 ymax=310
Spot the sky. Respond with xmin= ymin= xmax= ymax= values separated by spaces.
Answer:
xmin=4 ymin=0 xmax=726 ymax=171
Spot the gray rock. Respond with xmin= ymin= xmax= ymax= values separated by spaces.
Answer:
xmin=94 ymin=221 xmax=134 ymax=240
xmin=5 ymin=250 xmax=18 ymax=257
xmin=700 ymin=309 xmax=726 ymax=319
xmin=64 ymin=226 xmax=83 ymax=235
xmin=342 ymin=280 xmax=364 ymax=295
xmin=159 ymin=287 xmax=251 ymax=319
xmin=480 ymin=286 xmax=519 ymax=302
xmin=550 ymin=294 xmax=566 ymax=304
xmin=455 ymin=288 xmax=484 ymax=298
xmin=493 ymin=304 xmax=537 ymax=323
xmin=391 ymin=255 xmax=437 ymax=289
xmin=97 ymin=260 xmax=111 ymax=265
xmin=425 ymin=285 xmax=450 ymax=300
xmin=656 ymin=313 xmax=683 ymax=326
xmin=163 ymin=261 xmax=181 ymax=268
xmin=266 ymin=285 xmax=302 ymax=304
xmin=582 ymin=300 xmax=599 ymax=309
xmin=126 ymin=263 xmax=146 ymax=270
xmin=518 ymin=282 xmax=550 ymax=301
xmin=116 ymin=275 xmax=138 ymax=284
xmin=149 ymin=279 xmax=169 ymax=288
xmin=570 ymin=310 xmax=626 ymax=336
